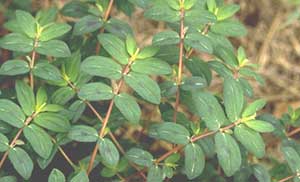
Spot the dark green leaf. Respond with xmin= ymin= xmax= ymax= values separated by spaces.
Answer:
xmin=185 ymin=58 xmax=212 ymax=85
xmin=61 ymin=1 xmax=89 ymax=18
xmin=185 ymin=33 xmax=213 ymax=54
xmin=98 ymin=138 xmax=120 ymax=167
xmin=152 ymin=31 xmax=180 ymax=46
xmin=33 ymin=62 xmax=63 ymax=82
xmin=214 ymin=46 xmax=238 ymax=67
xmin=144 ymin=3 xmax=179 ymax=23
xmin=98 ymin=34 xmax=129 ymax=65
xmin=73 ymin=15 xmax=103 ymax=36
xmin=192 ymin=92 xmax=227 ymax=131
xmin=253 ymin=164 xmax=271 ymax=182
xmin=184 ymin=143 xmax=205 ymax=179
xmin=0 ymin=132 xmax=9 ymax=152
xmin=211 ymin=20 xmax=247 ymax=37
xmin=78 ymin=82 xmax=114 ymax=101
xmin=8 ymin=147 xmax=33 ymax=180
xmin=147 ymin=165 xmax=163 ymax=182
xmin=16 ymin=10 xmax=36 ymax=38
xmin=0 ymin=176 xmax=17 ymax=182
xmin=68 ymin=125 xmax=98 ymax=142
xmin=0 ymin=60 xmax=30 ymax=76
xmin=51 ymin=87 xmax=75 ymax=105
xmin=40 ymin=23 xmax=71 ymax=41
xmin=104 ymin=18 xmax=133 ymax=39
xmin=15 ymin=80 xmax=35 ymax=116
xmin=125 ymin=72 xmax=161 ymax=104
xmin=48 ymin=168 xmax=66 ymax=182
xmin=131 ymin=58 xmax=172 ymax=75
xmin=64 ymin=51 xmax=81 ymax=82
xmin=0 ymin=99 xmax=25 ymax=128
xmin=24 ymin=124 xmax=53 ymax=159
xmin=245 ymin=120 xmax=275 ymax=133
xmin=181 ymin=76 xmax=207 ymax=91
xmin=34 ymin=113 xmax=71 ymax=132
xmin=282 ymin=146 xmax=300 ymax=173
xmin=215 ymin=132 xmax=241 ymax=176
xmin=0 ymin=33 xmax=34 ymax=52
xmin=234 ymin=124 xmax=265 ymax=158
xmin=114 ymin=93 xmax=141 ymax=124
xmin=81 ymin=56 xmax=122 ymax=80
xmin=126 ymin=148 xmax=153 ymax=167
xmin=70 ymin=171 xmax=89 ymax=182
xmin=36 ymin=40 xmax=71 ymax=57
xmin=36 ymin=7 xmax=58 ymax=26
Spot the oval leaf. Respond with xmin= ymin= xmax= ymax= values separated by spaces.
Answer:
xmin=0 ymin=99 xmax=25 ymax=128
xmin=126 ymin=148 xmax=153 ymax=167
xmin=78 ymin=82 xmax=114 ymax=101
xmin=98 ymin=138 xmax=120 ymax=167
xmin=8 ymin=147 xmax=33 ymax=180
xmin=184 ymin=143 xmax=205 ymax=179
xmin=68 ymin=125 xmax=99 ymax=142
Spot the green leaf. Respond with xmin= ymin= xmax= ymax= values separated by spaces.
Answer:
xmin=185 ymin=58 xmax=212 ymax=85
xmin=98 ymin=34 xmax=129 ymax=65
xmin=211 ymin=20 xmax=247 ymax=37
xmin=126 ymin=147 xmax=153 ymax=167
xmin=0 ymin=33 xmax=34 ymax=52
xmin=36 ymin=87 xmax=48 ymax=110
xmin=0 ymin=99 xmax=25 ymax=128
xmin=147 ymin=165 xmax=163 ymax=182
xmin=192 ymin=92 xmax=227 ymax=131
xmin=136 ymin=46 xmax=159 ymax=59
xmin=0 ymin=132 xmax=9 ymax=152
xmin=253 ymin=164 xmax=271 ymax=182
xmin=152 ymin=31 xmax=180 ymax=46
xmin=98 ymin=138 xmax=120 ymax=167
xmin=215 ymin=132 xmax=241 ymax=177
xmin=64 ymin=51 xmax=81 ymax=82
xmin=181 ymin=76 xmax=207 ymax=91
xmin=51 ymin=87 xmax=75 ymax=105
xmin=214 ymin=46 xmax=238 ymax=67
xmin=73 ymin=15 xmax=103 ymax=36
xmin=70 ymin=171 xmax=89 ymax=182
xmin=0 ymin=176 xmax=17 ymax=182
xmin=15 ymin=80 xmax=35 ymax=116
xmin=282 ymin=146 xmax=300 ymax=173
xmin=36 ymin=40 xmax=71 ymax=57
xmin=131 ymin=58 xmax=172 ymax=75
xmin=166 ymin=0 xmax=180 ymax=10
xmin=40 ymin=23 xmax=71 ymax=41
xmin=33 ymin=62 xmax=63 ymax=82
xmin=36 ymin=7 xmax=58 ymax=26
xmin=68 ymin=125 xmax=98 ymax=142
xmin=207 ymin=0 xmax=217 ymax=12
xmin=234 ymin=124 xmax=265 ymax=158
xmin=0 ymin=60 xmax=30 ymax=76
xmin=8 ymin=147 xmax=33 ymax=180
xmin=149 ymin=122 xmax=190 ymax=144
xmin=184 ymin=0 xmax=196 ymax=10
xmin=126 ymin=34 xmax=137 ymax=56
xmin=223 ymin=78 xmax=244 ymax=122
xmin=100 ymin=167 xmax=117 ymax=178
xmin=125 ymin=72 xmax=161 ymax=104
xmin=24 ymin=124 xmax=53 ymax=159
xmin=144 ymin=3 xmax=179 ymax=23
xmin=184 ymin=143 xmax=205 ymax=179
xmin=34 ymin=113 xmax=71 ymax=132
xmin=114 ymin=93 xmax=141 ymax=124
xmin=245 ymin=120 xmax=275 ymax=133
xmin=185 ymin=33 xmax=213 ymax=54
xmin=81 ymin=56 xmax=122 ymax=80
xmin=61 ymin=1 xmax=89 ymax=18
xmin=16 ymin=10 xmax=36 ymax=38
xmin=216 ymin=4 xmax=240 ymax=20
xmin=48 ymin=168 xmax=66 ymax=182
xmin=104 ymin=18 xmax=133 ymax=39
xmin=242 ymin=99 xmax=266 ymax=118
xmin=78 ymin=82 xmax=114 ymax=101
xmin=40 ymin=104 xmax=64 ymax=113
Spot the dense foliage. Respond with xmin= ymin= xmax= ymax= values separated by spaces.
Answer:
xmin=0 ymin=0 xmax=300 ymax=181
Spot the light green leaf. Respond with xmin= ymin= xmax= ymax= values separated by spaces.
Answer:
xmin=0 ymin=33 xmax=34 ymax=52
xmin=24 ymin=124 xmax=53 ymax=159
xmin=147 ymin=165 xmax=163 ymax=182
xmin=216 ymin=4 xmax=240 ymax=21
xmin=16 ymin=10 xmax=36 ymax=38
xmin=207 ymin=0 xmax=217 ymax=12
xmin=78 ymin=82 xmax=113 ymax=101
xmin=8 ymin=147 xmax=33 ymax=180
xmin=152 ymin=31 xmax=180 ymax=46
xmin=149 ymin=122 xmax=190 ymax=144
xmin=34 ymin=113 xmax=71 ymax=132
xmin=68 ymin=125 xmax=98 ymax=142
xmin=64 ymin=51 xmax=81 ymax=82
xmin=0 ymin=133 xmax=9 ymax=152
xmin=185 ymin=33 xmax=213 ymax=54
xmin=126 ymin=34 xmax=137 ymax=56
xmin=0 ymin=99 xmax=25 ymax=128
xmin=36 ymin=7 xmax=58 ymax=26
xmin=223 ymin=77 xmax=244 ymax=122
xmin=15 ymin=80 xmax=35 ymax=116
xmin=184 ymin=0 xmax=197 ymax=10
xmin=36 ymin=40 xmax=71 ymax=57
xmin=36 ymin=87 xmax=48 ymax=110
xmin=81 ymin=56 xmax=122 ymax=80
xmin=40 ymin=23 xmax=71 ymax=41
xmin=48 ymin=168 xmax=66 ymax=182
xmin=215 ymin=132 xmax=241 ymax=177
xmin=245 ymin=120 xmax=275 ymax=133
xmin=253 ymin=164 xmax=271 ymax=182
xmin=126 ymin=148 xmax=153 ymax=167
xmin=282 ymin=146 xmax=300 ymax=173
xmin=33 ymin=62 xmax=63 ymax=82
xmin=73 ymin=15 xmax=103 ymax=36
xmin=211 ymin=20 xmax=247 ymax=37
xmin=125 ymin=72 xmax=161 ymax=104
xmin=242 ymin=99 xmax=266 ymax=118
xmin=166 ymin=0 xmax=180 ymax=10
xmin=70 ymin=171 xmax=89 ymax=182
xmin=98 ymin=34 xmax=129 ymax=64
xmin=136 ymin=46 xmax=159 ymax=59
xmin=98 ymin=138 xmax=120 ymax=167
xmin=192 ymin=91 xmax=227 ymax=131
xmin=0 ymin=60 xmax=30 ymax=76
xmin=114 ymin=93 xmax=141 ymax=124
xmin=234 ymin=124 xmax=265 ymax=158
xmin=131 ymin=58 xmax=172 ymax=75
xmin=184 ymin=143 xmax=205 ymax=179
xmin=40 ymin=104 xmax=64 ymax=113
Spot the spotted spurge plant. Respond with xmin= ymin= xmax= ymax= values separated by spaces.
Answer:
xmin=0 ymin=0 xmax=299 ymax=182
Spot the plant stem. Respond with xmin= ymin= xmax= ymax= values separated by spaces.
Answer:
xmin=279 ymin=174 xmax=298 ymax=182
xmin=51 ymin=137 xmax=76 ymax=169
xmin=173 ymin=5 xmax=185 ymax=123
xmin=0 ymin=112 xmax=37 ymax=170
xmin=29 ymin=38 xmax=39 ymax=89
xmin=95 ymin=0 xmax=114 ymax=54
xmin=287 ymin=127 xmax=300 ymax=137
